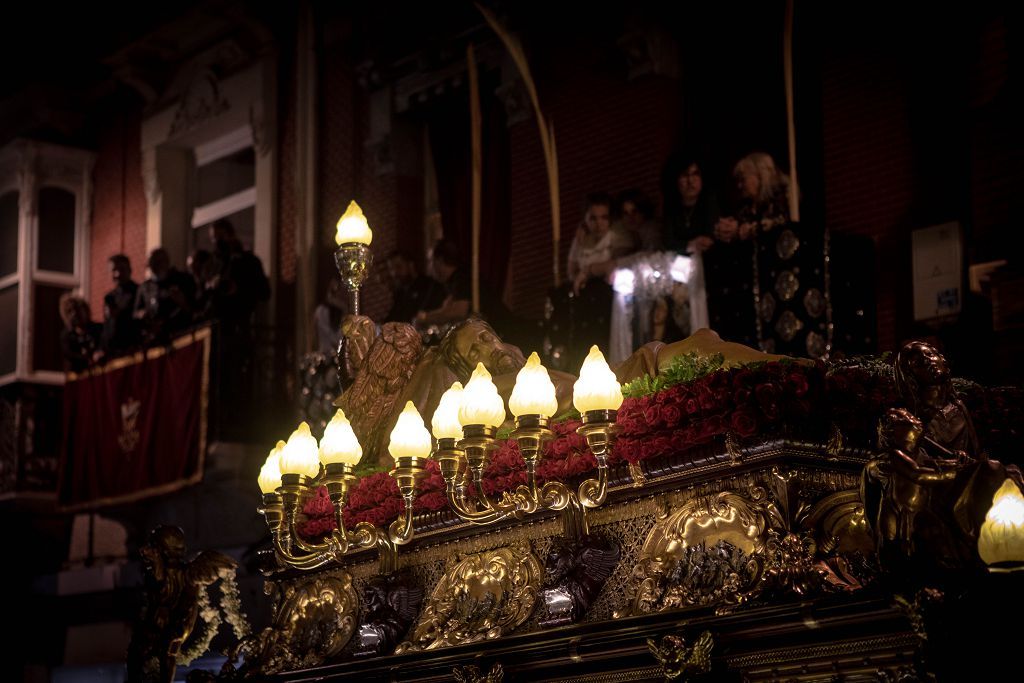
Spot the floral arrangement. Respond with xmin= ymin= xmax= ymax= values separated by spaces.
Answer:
xmin=298 ymin=354 xmax=1022 ymax=538
xmin=176 ymin=566 xmax=250 ymax=666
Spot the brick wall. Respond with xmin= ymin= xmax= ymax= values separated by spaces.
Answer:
xmin=87 ymin=104 xmax=148 ymax=319
xmin=508 ymin=62 xmax=680 ymax=317
xmin=821 ymin=48 xmax=916 ymax=353
xmin=819 ymin=7 xmax=1019 ymax=356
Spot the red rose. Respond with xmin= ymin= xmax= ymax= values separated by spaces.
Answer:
xmin=786 ymin=371 xmax=810 ymax=397
xmin=755 ymin=383 xmax=780 ymax=420
xmin=685 ymin=397 xmax=701 ymax=415
xmin=700 ymin=414 xmax=726 ymax=438
xmin=648 ymin=435 xmax=673 ymax=457
xmin=661 ymin=404 xmax=682 ymax=427
xmin=828 ymin=373 xmax=850 ymax=393
xmin=733 ymin=387 xmax=752 ymax=405
xmin=730 ymin=408 xmax=758 ymax=437
xmin=697 ymin=385 xmax=717 ymax=412
xmin=643 ymin=404 xmax=663 ymax=427
xmin=732 ymin=369 xmax=755 ymax=388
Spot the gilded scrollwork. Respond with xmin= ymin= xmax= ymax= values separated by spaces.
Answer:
xmin=453 ymin=662 xmax=505 ymax=683
xmin=618 ymin=489 xmax=769 ymax=616
xmin=220 ymin=571 xmax=359 ymax=676
xmin=647 ymin=631 xmax=714 ymax=681
xmin=620 ymin=470 xmax=872 ymax=617
xmin=395 ymin=543 xmax=542 ymax=652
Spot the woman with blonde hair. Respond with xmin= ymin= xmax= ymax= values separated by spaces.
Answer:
xmin=714 ymin=152 xmax=790 ymax=243
xmin=704 ymin=150 xmax=829 ymax=358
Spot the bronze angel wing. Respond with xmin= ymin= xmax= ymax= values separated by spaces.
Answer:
xmin=187 ymin=550 xmax=237 ymax=586
xmin=337 ymin=322 xmax=422 ymax=467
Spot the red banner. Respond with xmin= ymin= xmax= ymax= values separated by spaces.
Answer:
xmin=58 ymin=327 xmax=210 ymax=510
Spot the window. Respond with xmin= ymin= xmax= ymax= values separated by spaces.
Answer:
xmin=140 ymin=60 xmax=276 ymax=288
xmin=0 ymin=141 xmax=94 ymax=385
xmin=191 ymin=128 xmax=257 ymax=252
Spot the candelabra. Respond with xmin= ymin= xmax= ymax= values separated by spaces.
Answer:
xmin=333 ymin=200 xmax=373 ymax=316
xmin=258 ymin=402 xmax=431 ymax=573
xmin=432 ymin=346 xmax=623 ymax=540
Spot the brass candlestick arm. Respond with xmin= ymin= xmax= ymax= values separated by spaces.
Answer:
xmin=260 ymin=488 xmax=337 ymax=571
xmin=389 ymin=456 xmax=431 ymax=545
xmin=576 ymin=409 xmax=618 ymax=510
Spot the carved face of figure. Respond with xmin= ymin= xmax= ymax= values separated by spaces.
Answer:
xmin=902 ymin=341 xmax=950 ymax=388
xmin=895 ymin=340 xmax=953 ymax=415
xmin=879 ymin=407 xmax=924 ymax=452
xmin=451 ymin=321 xmax=524 ymax=377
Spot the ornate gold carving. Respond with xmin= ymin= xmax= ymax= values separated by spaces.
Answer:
xmin=396 ymin=543 xmax=542 ymax=652
xmin=224 ymin=571 xmax=359 ymax=676
xmin=628 ymin=461 xmax=648 ymax=487
xmin=453 ymin=662 xmax=505 ymax=683
xmin=126 ymin=526 xmax=240 ymax=682
xmin=619 ymin=468 xmax=870 ymax=618
xmin=893 ymin=588 xmax=944 ymax=643
xmin=804 ymin=489 xmax=873 ymax=557
xmin=621 ymin=490 xmax=769 ymax=616
xmin=647 ymin=631 xmax=714 ymax=681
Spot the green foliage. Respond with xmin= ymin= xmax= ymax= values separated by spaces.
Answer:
xmin=826 ymin=352 xmax=893 ymax=378
xmin=621 ymin=352 xmax=726 ymax=398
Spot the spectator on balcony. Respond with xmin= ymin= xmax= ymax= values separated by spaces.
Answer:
xmin=208 ymin=218 xmax=271 ymax=332
xmin=714 ymin=151 xmax=790 ymax=244
xmin=101 ymin=254 xmax=140 ymax=358
xmin=186 ymin=248 xmax=217 ymax=323
xmin=384 ymin=249 xmax=445 ymax=324
xmin=415 ymin=238 xmax=472 ymax=329
xmin=549 ymin=192 xmax=634 ymax=370
xmin=615 ymin=188 xmax=662 ymax=252
xmin=59 ymin=294 xmax=102 ymax=373
xmin=663 ymin=155 xmax=719 ymax=255
xmin=705 ymin=152 xmax=792 ymax=350
xmin=135 ymin=247 xmax=196 ymax=345
xmin=567 ymin=191 xmax=635 ymax=295
xmin=313 ymin=279 xmax=348 ymax=355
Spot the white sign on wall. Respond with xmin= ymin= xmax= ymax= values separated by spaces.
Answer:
xmin=912 ymin=222 xmax=962 ymax=321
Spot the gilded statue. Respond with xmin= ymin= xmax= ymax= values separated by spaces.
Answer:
xmin=337 ymin=318 xmax=792 ymax=468
xmin=126 ymin=526 xmax=236 ymax=683
xmin=647 ymin=631 xmax=714 ymax=681
xmin=539 ymin=534 xmax=621 ymax=626
xmin=893 ymin=340 xmax=979 ymax=456
xmin=614 ymin=327 xmax=801 ymax=383
xmin=337 ymin=317 xmax=576 ymax=467
xmin=334 ymin=320 xmax=422 ymax=467
xmin=354 ymin=571 xmax=424 ymax=656
xmin=861 ymin=341 xmax=1024 ymax=573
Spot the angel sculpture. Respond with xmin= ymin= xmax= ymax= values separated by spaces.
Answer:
xmin=859 ymin=341 xmax=1024 ymax=574
xmin=355 ymin=572 xmax=424 ymax=656
xmin=126 ymin=526 xmax=237 ymax=683
xmin=539 ymin=534 xmax=621 ymax=626
xmin=453 ymin=662 xmax=505 ymax=683
xmin=647 ymin=630 xmax=714 ymax=680
xmin=334 ymin=318 xmax=422 ymax=468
